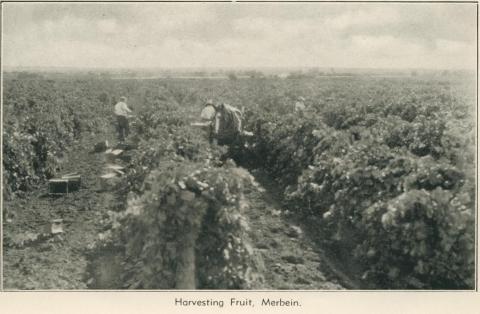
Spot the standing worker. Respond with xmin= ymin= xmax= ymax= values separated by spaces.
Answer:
xmin=294 ymin=96 xmax=306 ymax=113
xmin=197 ymin=100 xmax=254 ymax=163
xmin=200 ymin=99 xmax=217 ymax=143
xmin=215 ymin=103 xmax=243 ymax=146
xmin=114 ymin=96 xmax=133 ymax=142
xmin=200 ymin=100 xmax=243 ymax=146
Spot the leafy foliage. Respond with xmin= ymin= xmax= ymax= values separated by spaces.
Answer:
xmin=92 ymin=161 xmax=255 ymax=289
xmin=89 ymin=100 xmax=256 ymax=289
xmin=3 ymin=78 xmax=111 ymax=197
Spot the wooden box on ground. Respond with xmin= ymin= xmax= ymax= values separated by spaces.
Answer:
xmin=48 ymin=173 xmax=81 ymax=195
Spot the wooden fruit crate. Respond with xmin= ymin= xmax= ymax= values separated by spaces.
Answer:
xmin=48 ymin=173 xmax=81 ymax=195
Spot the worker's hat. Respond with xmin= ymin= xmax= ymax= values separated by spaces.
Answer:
xmin=205 ymin=99 xmax=218 ymax=109
xmin=298 ymin=96 xmax=305 ymax=101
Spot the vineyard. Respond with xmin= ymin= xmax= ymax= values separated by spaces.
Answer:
xmin=2 ymin=73 xmax=476 ymax=290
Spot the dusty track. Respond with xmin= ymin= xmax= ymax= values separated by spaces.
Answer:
xmin=3 ymin=132 xmax=115 ymax=289
xmin=244 ymin=171 xmax=344 ymax=289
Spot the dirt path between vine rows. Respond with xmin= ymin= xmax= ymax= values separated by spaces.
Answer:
xmin=243 ymin=170 xmax=350 ymax=290
xmin=3 ymin=132 xmax=117 ymax=289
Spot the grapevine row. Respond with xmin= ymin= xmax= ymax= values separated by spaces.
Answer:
xmin=238 ymin=81 xmax=475 ymax=289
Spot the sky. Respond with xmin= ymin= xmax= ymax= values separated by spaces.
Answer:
xmin=2 ymin=2 xmax=477 ymax=70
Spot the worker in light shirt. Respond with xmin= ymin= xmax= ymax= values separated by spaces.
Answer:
xmin=114 ymin=96 xmax=133 ymax=142
xmin=294 ymin=96 xmax=306 ymax=113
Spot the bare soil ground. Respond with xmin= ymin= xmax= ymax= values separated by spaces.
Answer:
xmin=3 ymin=133 xmax=115 ymax=289
xmin=244 ymin=171 xmax=350 ymax=290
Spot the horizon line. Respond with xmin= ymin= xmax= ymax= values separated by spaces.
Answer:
xmin=3 ymin=65 xmax=475 ymax=72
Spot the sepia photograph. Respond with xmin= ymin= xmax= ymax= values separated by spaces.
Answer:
xmin=1 ymin=1 xmax=477 ymax=292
